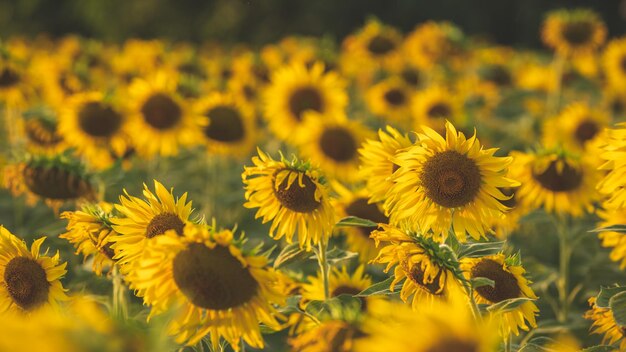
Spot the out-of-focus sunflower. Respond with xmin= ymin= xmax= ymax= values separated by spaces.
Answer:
xmin=22 ymin=113 xmax=65 ymax=154
xmin=461 ymin=253 xmax=538 ymax=336
xmin=510 ymin=149 xmax=600 ymax=216
xmin=516 ymin=62 xmax=559 ymax=93
xmin=0 ymin=59 xmax=30 ymax=107
xmin=385 ymin=121 xmax=517 ymax=241
xmin=59 ymin=91 xmax=131 ymax=169
xmin=301 ymin=265 xmax=371 ymax=304
xmin=295 ymin=112 xmax=373 ymax=182
xmin=585 ymin=297 xmax=626 ymax=351
xmin=127 ymin=71 xmax=200 ymax=157
xmin=60 ymin=203 xmax=117 ymax=276
xmin=403 ymin=21 xmax=462 ymax=69
xmin=597 ymin=204 xmax=626 ymax=269
xmin=365 ymin=78 xmax=413 ymax=126
xmin=242 ymin=149 xmax=335 ymax=250
xmin=111 ymin=180 xmax=193 ymax=287
xmin=542 ymin=9 xmax=607 ymax=56
xmin=354 ymin=294 xmax=498 ymax=352
xmin=411 ymin=86 xmax=463 ymax=135
xmin=598 ymin=123 xmax=626 ymax=209
xmin=228 ymin=74 xmax=262 ymax=111
xmin=456 ymin=77 xmax=500 ymax=120
xmin=371 ymin=224 xmax=463 ymax=307
xmin=332 ymin=184 xmax=388 ymax=262
xmin=130 ymin=223 xmax=285 ymax=350
xmin=263 ymin=62 xmax=347 ymax=142
xmin=603 ymin=37 xmax=626 ymax=92
xmin=604 ymin=89 xmax=626 ymax=118
xmin=2 ymin=153 xmax=95 ymax=212
xmin=357 ymin=126 xmax=412 ymax=204
xmin=541 ymin=102 xmax=610 ymax=155
xmin=490 ymin=187 xmax=530 ymax=240
xmin=0 ymin=227 xmax=68 ymax=314
xmin=345 ymin=19 xmax=403 ymax=70
xmin=289 ymin=319 xmax=364 ymax=352
xmin=195 ymin=92 xmax=256 ymax=158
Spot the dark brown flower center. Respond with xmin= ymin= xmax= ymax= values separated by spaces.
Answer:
xmin=78 ymin=102 xmax=123 ymax=138
xmin=471 ymin=259 xmax=520 ymax=303
xmin=331 ymin=285 xmax=361 ymax=297
xmin=140 ymin=93 xmax=182 ymax=130
xmin=367 ymin=35 xmax=396 ymax=56
xmin=345 ymin=198 xmax=388 ymax=237
xmin=23 ymin=165 xmax=93 ymax=200
xmin=0 ymin=67 xmax=20 ymax=88
xmin=288 ymin=86 xmax=323 ymax=121
xmin=562 ymin=21 xmax=594 ymax=46
xmin=253 ymin=65 xmax=270 ymax=84
xmin=574 ymin=119 xmax=599 ymax=144
xmin=243 ymin=85 xmax=256 ymax=101
xmin=178 ymin=62 xmax=206 ymax=79
xmin=612 ymin=98 xmax=625 ymax=116
xmin=481 ymin=65 xmax=512 ymax=87
xmin=407 ymin=264 xmax=444 ymax=295
xmin=203 ymin=105 xmax=245 ymax=142
xmin=427 ymin=103 xmax=452 ymax=119
xmin=145 ymin=213 xmax=185 ymax=238
xmin=426 ymin=339 xmax=479 ymax=352
xmin=621 ymin=56 xmax=626 ymax=73
xmin=532 ymin=160 xmax=583 ymax=192
xmin=401 ymin=68 xmax=421 ymax=87
xmin=383 ymin=88 xmax=406 ymax=107
xmin=172 ymin=243 xmax=258 ymax=310
xmin=420 ymin=150 xmax=482 ymax=208
xmin=273 ymin=172 xmax=321 ymax=213
xmin=319 ymin=127 xmax=358 ymax=162
xmin=4 ymin=257 xmax=50 ymax=310
xmin=24 ymin=119 xmax=63 ymax=147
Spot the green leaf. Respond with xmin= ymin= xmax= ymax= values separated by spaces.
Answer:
xmin=596 ymin=286 xmax=626 ymax=308
xmin=471 ymin=277 xmax=495 ymax=289
xmin=589 ymin=225 xmax=626 ymax=233
xmin=356 ymin=276 xmax=400 ymax=297
xmin=457 ymin=241 xmax=505 ymax=258
xmin=335 ymin=216 xmax=378 ymax=228
xmin=610 ymin=291 xmax=626 ymax=327
xmin=325 ymin=247 xmax=358 ymax=264
xmin=486 ymin=297 xmax=535 ymax=313
xmin=305 ymin=295 xmax=362 ymax=317
xmin=273 ymin=243 xmax=313 ymax=269
xmin=580 ymin=346 xmax=618 ymax=352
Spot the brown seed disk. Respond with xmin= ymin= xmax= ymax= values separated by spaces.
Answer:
xmin=273 ymin=172 xmax=321 ymax=213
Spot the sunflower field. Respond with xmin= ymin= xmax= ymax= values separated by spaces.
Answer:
xmin=2 ymin=6 xmax=626 ymax=352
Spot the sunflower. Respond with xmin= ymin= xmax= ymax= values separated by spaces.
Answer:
xmin=301 ymin=265 xmax=372 ymax=304
xmin=365 ymin=78 xmax=413 ymax=126
xmin=541 ymin=102 xmax=610 ymax=156
xmin=604 ymin=89 xmax=626 ymax=118
xmin=295 ymin=112 xmax=373 ymax=182
xmin=598 ymin=123 xmax=626 ymax=209
xmin=59 ymin=91 xmax=131 ymax=169
xmin=403 ymin=21 xmax=462 ymax=69
xmin=516 ymin=63 xmax=559 ymax=94
xmin=542 ymin=9 xmax=607 ymax=56
xmin=130 ymin=223 xmax=285 ymax=350
xmin=586 ymin=297 xmax=626 ymax=351
xmin=411 ymin=86 xmax=463 ymax=135
xmin=603 ymin=37 xmax=626 ymax=92
xmin=22 ymin=113 xmax=65 ymax=154
xmin=385 ymin=121 xmax=517 ymax=242
xmin=357 ymin=126 xmax=412 ymax=204
xmin=0 ymin=59 xmax=31 ymax=107
xmin=288 ymin=319 xmax=363 ymax=352
xmin=263 ymin=62 xmax=347 ymax=142
xmin=490 ymin=187 xmax=531 ymax=240
xmin=332 ymin=184 xmax=388 ymax=262
xmin=195 ymin=92 xmax=257 ymax=158
xmin=243 ymin=149 xmax=335 ymax=250
xmin=510 ymin=149 xmax=601 ymax=216
xmin=456 ymin=77 xmax=500 ymax=119
xmin=370 ymin=224 xmax=462 ymax=308
xmin=228 ymin=74 xmax=262 ymax=111
xmin=126 ymin=71 xmax=200 ymax=157
xmin=110 ymin=180 xmax=194 ymax=286
xmin=596 ymin=203 xmax=626 ymax=269
xmin=60 ymin=203 xmax=117 ymax=276
xmin=346 ymin=19 xmax=403 ymax=70
xmin=0 ymin=227 xmax=68 ymax=314
xmin=355 ymin=294 xmax=498 ymax=352
xmin=461 ymin=254 xmax=538 ymax=336
xmin=2 ymin=153 xmax=95 ymax=212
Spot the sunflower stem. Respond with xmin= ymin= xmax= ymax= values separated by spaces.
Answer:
xmin=547 ymin=53 xmax=565 ymax=114
xmin=556 ymin=214 xmax=571 ymax=324
xmin=112 ymin=265 xmax=128 ymax=320
xmin=317 ymin=239 xmax=331 ymax=301
xmin=504 ymin=333 xmax=512 ymax=352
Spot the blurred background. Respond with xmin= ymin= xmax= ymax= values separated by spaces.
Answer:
xmin=1 ymin=0 xmax=625 ymax=47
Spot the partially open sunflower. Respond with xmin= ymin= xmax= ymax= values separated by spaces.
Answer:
xmin=585 ymin=297 xmax=626 ymax=351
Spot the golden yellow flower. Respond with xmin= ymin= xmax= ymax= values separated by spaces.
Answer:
xmin=130 ymin=224 xmax=285 ymax=351
xmin=585 ymin=297 xmax=626 ymax=351
xmin=542 ymin=9 xmax=607 ymax=56
xmin=385 ymin=121 xmax=517 ymax=241
xmin=21 ymin=114 xmax=65 ymax=154
xmin=0 ymin=59 xmax=31 ymax=107
xmin=597 ymin=203 xmax=626 ymax=269
xmin=411 ymin=86 xmax=463 ymax=135
xmin=365 ymin=78 xmax=413 ymax=126
xmin=598 ymin=123 xmax=626 ymax=209
xmin=301 ymin=265 xmax=371 ymax=303
xmin=603 ymin=37 xmax=626 ymax=92
xmin=345 ymin=19 xmax=403 ymax=70
xmin=0 ymin=227 xmax=68 ymax=314
xmin=289 ymin=320 xmax=363 ymax=352
xmin=403 ymin=21 xmax=462 ymax=69
xmin=461 ymin=254 xmax=538 ymax=336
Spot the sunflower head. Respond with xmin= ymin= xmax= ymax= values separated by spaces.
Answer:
xmin=243 ymin=149 xmax=335 ymax=250
xmin=541 ymin=102 xmax=609 ymax=154
xmin=22 ymin=112 xmax=65 ymax=153
xmin=585 ymin=297 xmax=626 ymax=351
xmin=412 ymin=86 xmax=463 ymax=135
xmin=542 ymin=9 xmax=607 ymax=56
xmin=365 ymin=78 xmax=413 ymax=125
xmin=603 ymin=37 xmax=626 ymax=92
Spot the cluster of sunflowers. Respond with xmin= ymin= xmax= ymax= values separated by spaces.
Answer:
xmin=2 ymin=7 xmax=626 ymax=352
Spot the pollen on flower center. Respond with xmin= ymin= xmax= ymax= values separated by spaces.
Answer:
xmin=471 ymin=259 xmax=520 ymax=303
xmin=4 ymin=257 xmax=50 ymax=310
xmin=145 ymin=212 xmax=185 ymax=238
xmin=141 ymin=93 xmax=182 ymax=130
xmin=319 ymin=127 xmax=357 ymax=162
xmin=420 ymin=150 xmax=482 ymax=208
xmin=288 ymin=86 xmax=323 ymax=121
xmin=532 ymin=160 xmax=583 ymax=192
xmin=78 ymin=102 xmax=123 ymax=138
xmin=273 ymin=172 xmax=321 ymax=213
xmin=203 ymin=105 xmax=245 ymax=142
xmin=172 ymin=244 xmax=258 ymax=310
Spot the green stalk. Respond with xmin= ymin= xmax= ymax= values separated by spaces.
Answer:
xmin=317 ymin=239 xmax=331 ymax=300
xmin=556 ymin=214 xmax=571 ymax=323
xmin=112 ymin=265 xmax=128 ymax=320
